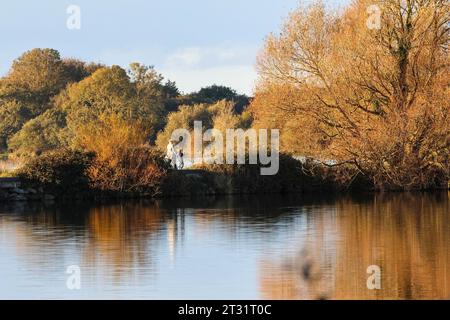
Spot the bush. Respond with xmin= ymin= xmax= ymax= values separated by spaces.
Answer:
xmin=88 ymin=146 xmax=170 ymax=196
xmin=163 ymin=170 xmax=219 ymax=197
xmin=192 ymin=153 xmax=332 ymax=195
xmin=16 ymin=147 xmax=170 ymax=198
xmin=17 ymin=149 xmax=93 ymax=195
xmin=301 ymin=159 xmax=374 ymax=191
xmin=71 ymin=112 xmax=147 ymax=162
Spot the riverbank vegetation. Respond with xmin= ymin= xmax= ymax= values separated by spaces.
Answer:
xmin=251 ymin=0 xmax=449 ymax=190
xmin=1 ymin=0 xmax=448 ymax=195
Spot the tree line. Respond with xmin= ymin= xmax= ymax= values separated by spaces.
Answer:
xmin=2 ymin=0 xmax=448 ymax=191
xmin=0 ymin=48 xmax=251 ymax=159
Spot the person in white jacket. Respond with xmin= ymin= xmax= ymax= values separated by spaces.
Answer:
xmin=166 ymin=141 xmax=178 ymax=169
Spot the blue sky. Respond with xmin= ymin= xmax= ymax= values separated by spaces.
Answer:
xmin=0 ymin=0 xmax=348 ymax=95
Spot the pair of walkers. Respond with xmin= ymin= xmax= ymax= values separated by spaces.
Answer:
xmin=166 ymin=141 xmax=184 ymax=170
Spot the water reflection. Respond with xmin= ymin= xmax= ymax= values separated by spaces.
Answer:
xmin=260 ymin=192 xmax=450 ymax=300
xmin=0 ymin=192 xmax=448 ymax=299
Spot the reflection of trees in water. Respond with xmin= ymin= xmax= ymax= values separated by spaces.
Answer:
xmin=259 ymin=192 xmax=450 ymax=300
xmin=82 ymin=202 xmax=166 ymax=282
xmin=168 ymin=195 xmax=337 ymax=238
xmin=0 ymin=194 xmax=339 ymax=284
xmin=0 ymin=202 xmax=90 ymax=273
xmin=0 ymin=200 xmax=168 ymax=283
xmin=1 ymin=193 xmax=448 ymax=299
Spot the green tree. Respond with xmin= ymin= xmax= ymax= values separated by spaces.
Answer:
xmin=62 ymin=65 xmax=134 ymax=115
xmin=0 ymin=48 xmax=72 ymax=149
xmin=127 ymin=63 xmax=166 ymax=137
xmin=0 ymin=48 xmax=68 ymax=106
xmin=156 ymin=103 xmax=214 ymax=151
xmin=161 ymin=80 xmax=182 ymax=114
xmin=61 ymin=65 xmax=164 ymax=146
xmin=62 ymin=58 xmax=104 ymax=83
xmin=189 ymin=85 xmax=250 ymax=113
xmin=8 ymin=108 xmax=69 ymax=158
xmin=162 ymin=80 xmax=180 ymax=99
xmin=0 ymin=100 xmax=35 ymax=151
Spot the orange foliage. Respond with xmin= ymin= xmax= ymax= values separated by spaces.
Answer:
xmin=72 ymin=112 xmax=146 ymax=163
xmin=73 ymin=113 xmax=168 ymax=194
xmin=251 ymin=0 xmax=450 ymax=190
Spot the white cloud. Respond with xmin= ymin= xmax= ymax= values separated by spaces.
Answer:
xmin=85 ymin=44 xmax=259 ymax=95
xmin=163 ymin=44 xmax=258 ymax=95
xmin=166 ymin=47 xmax=203 ymax=67
xmin=217 ymin=48 xmax=238 ymax=61
xmin=165 ymin=44 xmax=256 ymax=67
xmin=161 ymin=65 xmax=257 ymax=96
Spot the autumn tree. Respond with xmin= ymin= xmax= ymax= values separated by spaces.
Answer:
xmin=0 ymin=49 xmax=69 ymax=150
xmin=155 ymin=100 xmax=251 ymax=159
xmin=73 ymin=113 xmax=167 ymax=195
xmin=58 ymin=65 xmax=161 ymax=144
xmin=0 ymin=49 xmax=104 ymax=153
xmin=155 ymin=103 xmax=216 ymax=153
xmin=0 ymin=49 xmax=68 ymax=105
xmin=252 ymin=0 xmax=449 ymax=189
xmin=127 ymin=63 xmax=167 ymax=136
xmin=73 ymin=113 xmax=146 ymax=163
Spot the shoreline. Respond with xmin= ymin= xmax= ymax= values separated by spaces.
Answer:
xmin=1 ymin=175 xmax=448 ymax=203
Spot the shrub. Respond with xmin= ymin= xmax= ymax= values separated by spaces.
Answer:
xmin=17 ymin=149 xmax=93 ymax=195
xmin=72 ymin=112 xmax=170 ymax=196
xmin=163 ymin=170 xmax=218 ymax=197
xmin=192 ymin=153 xmax=332 ymax=195
xmin=88 ymin=146 xmax=170 ymax=196
xmin=301 ymin=159 xmax=374 ymax=191
xmin=71 ymin=112 xmax=147 ymax=162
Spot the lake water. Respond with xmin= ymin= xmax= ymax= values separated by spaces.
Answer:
xmin=0 ymin=192 xmax=448 ymax=300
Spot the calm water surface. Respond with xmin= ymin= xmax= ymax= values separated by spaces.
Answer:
xmin=0 ymin=192 xmax=448 ymax=299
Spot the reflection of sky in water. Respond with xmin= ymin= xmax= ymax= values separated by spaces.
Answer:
xmin=0 ymin=193 xmax=448 ymax=299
